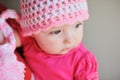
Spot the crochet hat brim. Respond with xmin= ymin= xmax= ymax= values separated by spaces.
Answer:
xmin=20 ymin=0 xmax=89 ymax=36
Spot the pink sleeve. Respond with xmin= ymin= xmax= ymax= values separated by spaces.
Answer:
xmin=74 ymin=51 xmax=99 ymax=80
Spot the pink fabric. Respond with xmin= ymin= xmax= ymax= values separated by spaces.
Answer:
xmin=0 ymin=9 xmax=25 ymax=80
xmin=22 ymin=37 xmax=99 ymax=80
xmin=20 ymin=0 xmax=89 ymax=36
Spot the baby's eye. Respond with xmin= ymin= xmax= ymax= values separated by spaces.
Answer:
xmin=75 ymin=22 xmax=83 ymax=28
xmin=49 ymin=30 xmax=61 ymax=35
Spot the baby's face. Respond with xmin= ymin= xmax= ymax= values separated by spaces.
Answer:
xmin=33 ymin=21 xmax=84 ymax=54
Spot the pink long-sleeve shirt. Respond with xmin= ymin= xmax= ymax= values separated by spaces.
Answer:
xmin=21 ymin=37 xmax=99 ymax=80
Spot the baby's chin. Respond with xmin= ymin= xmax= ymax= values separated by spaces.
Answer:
xmin=60 ymin=48 xmax=71 ymax=54
xmin=50 ymin=48 xmax=72 ymax=55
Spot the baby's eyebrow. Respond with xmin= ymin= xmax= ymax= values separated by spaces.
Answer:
xmin=47 ymin=27 xmax=61 ymax=32
xmin=76 ymin=21 xmax=84 ymax=24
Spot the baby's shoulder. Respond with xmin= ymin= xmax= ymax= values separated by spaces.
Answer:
xmin=73 ymin=43 xmax=96 ymax=63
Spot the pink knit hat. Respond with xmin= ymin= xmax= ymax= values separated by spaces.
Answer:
xmin=20 ymin=0 xmax=89 ymax=36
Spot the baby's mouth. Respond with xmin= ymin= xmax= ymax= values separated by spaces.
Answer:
xmin=61 ymin=47 xmax=72 ymax=54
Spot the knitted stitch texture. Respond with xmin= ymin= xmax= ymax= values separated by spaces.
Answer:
xmin=0 ymin=9 xmax=25 ymax=80
xmin=20 ymin=0 xmax=89 ymax=36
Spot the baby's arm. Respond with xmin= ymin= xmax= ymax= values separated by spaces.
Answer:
xmin=75 ymin=52 xmax=99 ymax=80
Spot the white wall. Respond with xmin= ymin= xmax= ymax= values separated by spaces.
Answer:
xmin=84 ymin=0 xmax=120 ymax=80
xmin=0 ymin=0 xmax=120 ymax=80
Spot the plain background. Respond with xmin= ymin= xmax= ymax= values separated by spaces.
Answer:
xmin=0 ymin=0 xmax=120 ymax=80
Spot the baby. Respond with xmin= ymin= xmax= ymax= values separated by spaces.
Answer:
xmin=0 ymin=0 xmax=99 ymax=80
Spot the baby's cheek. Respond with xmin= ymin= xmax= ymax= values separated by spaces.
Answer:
xmin=43 ymin=41 xmax=62 ymax=53
xmin=75 ymin=36 xmax=83 ymax=45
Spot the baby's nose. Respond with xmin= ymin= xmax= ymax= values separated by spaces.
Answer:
xmin=63 ymin=32 xmax=74 ymax=46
